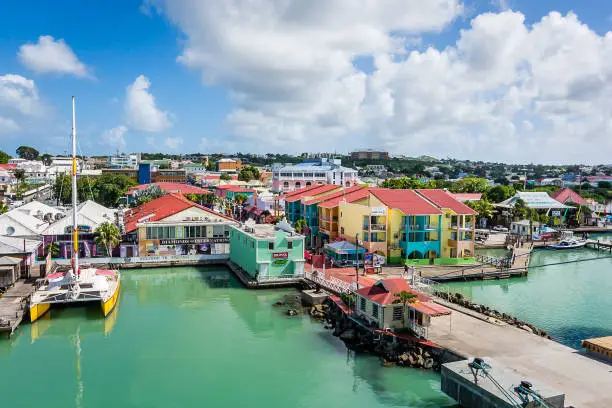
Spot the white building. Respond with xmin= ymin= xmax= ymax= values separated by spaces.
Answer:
xmin=16 ymin=160 xmax=47 ymax=183
xmin=108 ymin=154 xmax=139 ymax=169
xmin=8 ymin=158 xmax=26 ymax=165
xmin=271 ymin=158 xmax=358 ymax=192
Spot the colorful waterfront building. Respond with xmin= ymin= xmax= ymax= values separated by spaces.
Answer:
xmin=338 ymin=189 xmax=445 ymax=264
xmin=280 ymin=184 xmax=342 ymax=225
xmin=317 ymin=187 xmax=372 ymax=242
xmin=229 ymin=220 xmax=305 ymax=282
xmin=122 ymin=193 xmax=234 ymax=257
xmin=416 ymin=189 xmax=478 ymax=261
xmin=353 ymin=278 xmax=451 ymax=336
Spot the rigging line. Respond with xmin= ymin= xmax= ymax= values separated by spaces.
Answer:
xmin=76 ymin=140 xmax=95 ymax=202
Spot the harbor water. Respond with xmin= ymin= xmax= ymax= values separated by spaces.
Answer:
xmin=0 ymin=266 xmax=454 ymax=408
xmin=446 ymin=243 xmax=612 ymax=349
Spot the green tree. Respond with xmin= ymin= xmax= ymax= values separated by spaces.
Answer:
xmin=0 ymin=150 xmax=9 ymax=164
xmin=54 ymin=173 xmax=72 ymax=205
xmin=513 ymin=198 xmax=528 ymax=219
xmin=233 ymin=193 xmax=248 ymax=205
xmin=94 ymin=222 xmax=122 ymax=258
xmin=94 ymin=173 xmax=137 ymax=207
xmin=133 ymin=184 xmax=164 ymax=206
xmin=40 ymin=153 xmax=53 ymax=166
xmin=0 ymin=201 xmax=8 ymax=214
xmin=220 ymin=173 xmax=232 ymax=181
xmin=485 ymin=185 xmax=515 ymax=203
xmin=16 ymin=146 xmax=39 ymax=160
xmin=238 ymin=165 xmax=261 ymax=182
xmin=45 ymin=242 xmax=60 ymax=258
xmin=598 ymin=181 xmax=611 ymax=189
xmin=13 ymin=168 xmax=26 ymax=187
xmin=393 ymin=291 xmax=418 ymax=328
xmin=77 ymin=176 xmax=96 ymax=202
xmin=294 ymin=218 xmax=308 ymax=233
xmin=466 ymin=199 xmax=494 ymax=222
xmin=381 ymin=176 xmax=425 ymax=189
xmin=449 ymin=177 xmax=490 ymax=193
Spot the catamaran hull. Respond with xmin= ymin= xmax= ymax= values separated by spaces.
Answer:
xmin=102 ymin=279 xmax=120 ymax=317
xmin=29 ymin=303 xmax=51 ymax=323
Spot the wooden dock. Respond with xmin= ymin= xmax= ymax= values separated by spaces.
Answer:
xmin=0 ymin=280 xmax=36 ymax=338
xmin=585 ymin=239 xmax=612 ymax=253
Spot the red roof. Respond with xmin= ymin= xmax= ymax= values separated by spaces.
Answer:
xmin=355 ymin=278 xmax=430 ymax=305
xmin=277 ymin=184 xmax=327 ymax=200
xmin=215 ymin=185 xmax=256 ymax=193
xmin=550 ymin=188 xmax=587 ymax=206
xmin=284 ymin=184 xmax=340 ymax=203
xmin=127 ymin=182 xmax=210 ymax=196
xmin=318 ymin=187 xmax=373 ymax=209
xmin=0 ymin=164 xmax=17 ymax=170
xmin=123 ymin=193 xmax=233 ymax=233
xmin=370 ymin=189 xmax=444 ymax=215
xmin=304 ymin=185 xmax=365 ymax=205
xmin=416 ymin=189 xmax=478 ymax=215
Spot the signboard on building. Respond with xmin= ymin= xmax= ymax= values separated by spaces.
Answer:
xmin=551 ymin=211 xmax=561 ymax=217
xmin=159 ymin=238 xmax=230 ymax=245
xmin=272 ymin=252 xmax=289 ymax=259
xmin=371 ymin=207 xmax=387 ymax=216
xmin=64 ymin=225 xmax=92 ymax=234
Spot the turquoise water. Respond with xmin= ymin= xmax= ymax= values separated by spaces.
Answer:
xmin=0 ymin=266 xmax=454 ymax=408
xmin=446 ymin=244 xmax=612 ymax=349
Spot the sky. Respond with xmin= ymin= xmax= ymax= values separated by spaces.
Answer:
xmin=1 ymin=0 xmax=612 ymax=164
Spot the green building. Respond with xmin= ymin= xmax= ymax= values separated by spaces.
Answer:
xmin=229 ymin=220 xmax=305 ymax=283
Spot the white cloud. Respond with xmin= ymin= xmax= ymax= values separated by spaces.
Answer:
xmin=164 ymin=136 xmax=183 ymax=149
xmin=151 ymin=1 xmax=612 ymax=163
xmin=125 ymin=75 xmax=172 ymax=132
xmin=0 ymin=117 xmax=20 ymax=134
xmin=0 ymin=74 xmax=40 ymax=115
xmin=18 ymin=35 xmax=90 ymax=77
xmin=101 ymin=126 xmax=128 ymax=149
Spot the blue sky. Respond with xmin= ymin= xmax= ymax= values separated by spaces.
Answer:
xmin=1 ymin=1 xmax=611 ymax=163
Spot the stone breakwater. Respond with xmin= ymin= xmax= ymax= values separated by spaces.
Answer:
xmin=275 ymin=294 xmax=462 ymax=370
xmin=434 ymin=291 xmax=551 ymax=339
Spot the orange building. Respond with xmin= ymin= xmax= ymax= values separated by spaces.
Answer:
xmin=217 ymin=158 xmax=242 ymax=172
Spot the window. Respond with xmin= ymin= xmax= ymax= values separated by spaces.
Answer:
xmin=340 ymin=227 xmax=344 ymax=234
xmin=283 ymin=182 xmax=289 ymax=188
xmin=372 ymin=304 xmax=379 ymax=319
xmin=268 ymin=242 xmax=274 ymax=250
xmin=360 ymin=297 xmax=366 ymax=312
xmin=393 ymin=306 xmax=403 ymax=321
xmin=288 ymin=241 xmax=293 ymax=249
xmin=251 ymin=241 xmax=254 ymax=248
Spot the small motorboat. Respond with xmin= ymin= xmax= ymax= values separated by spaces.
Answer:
xmin=546 ymin=239 xmax=587 ymax=250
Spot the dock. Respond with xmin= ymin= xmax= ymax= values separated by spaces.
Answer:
xmin=0 ymin=280 xmax=36 ymax=338
xmin=585 ymin=239 xmax=612 ymax=252
xmin=428 ymin=301 xmax=612 ymax=408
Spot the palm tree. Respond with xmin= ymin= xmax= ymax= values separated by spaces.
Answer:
xmin=294 ymin=219 xmax=308 ymax=233
xmin=393 ymin=290 xmax=418 ymax=328
xmin=94 ymin=222 xmax=122 ymax=258
xmin=45 ymin=242 xmax=60 ymax=258
xmin=234 ymin=194 xmax=248 ymax=205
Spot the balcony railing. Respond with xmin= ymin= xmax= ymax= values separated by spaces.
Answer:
xmin=407 ymin=320 xmax=428 ymax=339
xmin=370 ymin=224 xmax=386 ymax=231
xmin=402 ymin=224 xmax=438 ymax=231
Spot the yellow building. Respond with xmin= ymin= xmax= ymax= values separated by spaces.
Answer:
xmin=337 ymin=188 xmax=477 ymax=265
xmin=416 ymin=189 xmax=477 ymax=260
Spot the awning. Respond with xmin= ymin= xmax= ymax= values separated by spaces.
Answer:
xmin=411 ymin=301 xmax=452 ymax=317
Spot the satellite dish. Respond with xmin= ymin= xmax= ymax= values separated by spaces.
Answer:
xmin=6 ymin=226 xmax=15 ymax=236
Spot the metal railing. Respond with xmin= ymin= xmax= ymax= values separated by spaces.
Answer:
xmin=304 ymin=270 xmax=354 ymax=294
xmin=475 ymin=254 xmax=511 ymax=270
xmin=407 ymin=320 xmax=428 ymax=339
xmin=370 ymin=224 xmax=387 ymax=231
xmin=258 ymin=273 xmax=304 ymax=282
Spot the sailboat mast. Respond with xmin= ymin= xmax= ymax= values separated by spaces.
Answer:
xmin=71 ymin=96 xmax=79 ymax=278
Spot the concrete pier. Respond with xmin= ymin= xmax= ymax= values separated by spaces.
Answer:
xmin=428 ymin=304 xmax=612 ymax=408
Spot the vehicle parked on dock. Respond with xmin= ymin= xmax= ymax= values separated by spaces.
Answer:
xmin=492 ymin=225 xmax=508 ymax=232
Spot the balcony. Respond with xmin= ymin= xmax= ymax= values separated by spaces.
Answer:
xmin=402 ymin=224 xmax=438 ymax=231
xmin=370 ymin=224 xmax=386 ymax=231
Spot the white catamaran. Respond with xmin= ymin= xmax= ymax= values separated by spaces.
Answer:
xmin=30 ymin=97 xmax=120 ymax=322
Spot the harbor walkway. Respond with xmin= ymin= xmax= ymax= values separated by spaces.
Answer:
xmin=428 ymin=303 xmax=612 ymax=408
xmin=0 ymin=280 xmax=35 ymax=338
